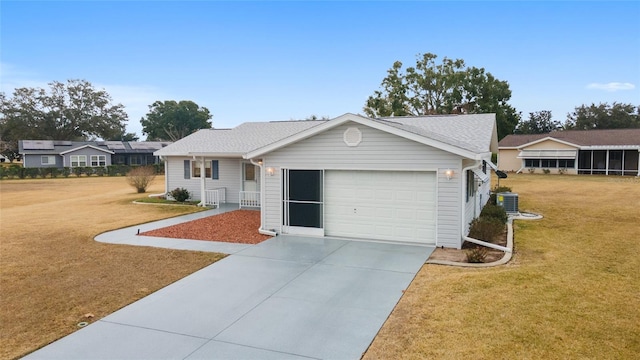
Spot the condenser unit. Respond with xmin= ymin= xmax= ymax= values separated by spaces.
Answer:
xmin=497 ymin=192 xmax=519 ymax=214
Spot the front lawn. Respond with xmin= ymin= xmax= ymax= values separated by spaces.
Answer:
xmin=0 ymin=176 xmax=225 ymax=360
xmin=364 ymin=174 xmax=640 ymax=359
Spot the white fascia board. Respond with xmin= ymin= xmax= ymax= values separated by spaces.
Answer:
xmin=518 ymin=136 xmax=580 ymax=149
xmin=59 ymin=145 xmax=115 ymax=155
xmin=244 ymin=112 xmax=481 ymax=160
xmin=188 ymin=152 xmax=244 ymax=158
xmin=498 ymin=146 xmax=520 ymax=150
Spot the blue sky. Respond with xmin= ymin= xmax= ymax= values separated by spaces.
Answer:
xmin=2 ymin=1 xmax=639 ymax=138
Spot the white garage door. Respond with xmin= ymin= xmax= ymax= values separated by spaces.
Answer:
xmin=324 ymin=170 xmax=436 ymax=244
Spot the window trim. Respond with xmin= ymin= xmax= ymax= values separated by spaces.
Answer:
xmin=90 ymin=155 xmax=106 ymax=167
xmin=191 ymin=159 xmax=211 ymax=178
xmin=70 ymin=155 xmax=87 ymax=167
xmin=41 ymin=155 xmax=55 ymax=165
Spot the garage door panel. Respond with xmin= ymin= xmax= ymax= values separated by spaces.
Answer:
xmin=325 ymin=170 xmax=436 ymax=244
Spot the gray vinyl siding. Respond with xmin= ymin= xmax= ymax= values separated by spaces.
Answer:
xmin=62 ymin=148 xmax=112 ymax=167
xmin=260 ymin=121 xmax=464 ymax=248
xmin=166 ymin=157 xmax=241 ymax=203
xmin=23 ymin=154 xmax=63 ymax=168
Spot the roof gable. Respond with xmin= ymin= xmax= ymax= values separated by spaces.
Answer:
xmin=59 ymin=144 xmax=115 ymax=155
xmin=245 ymin=113 xmax=497 ymax=160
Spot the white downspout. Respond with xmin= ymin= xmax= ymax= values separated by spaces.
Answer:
xmin=250 ymin=158 xmax=277 ymax=236
xmin=461 ymin=160 xmax=511 ymax=253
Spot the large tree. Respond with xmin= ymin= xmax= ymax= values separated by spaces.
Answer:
xmin=140 ymin=100 xmax=212 ymax=141
xmin=514 ymin=110 xmax=561 ymax=134
xmin=364 ymin=53 xmax=520 ymax=139
xmin=564 ymin=102 xmax=639 ymax=130
xmin=0 ymin=79 xmax=127 ymax=159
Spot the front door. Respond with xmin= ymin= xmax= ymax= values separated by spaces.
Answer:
xmin=282 ymin=169 xmax=324 ymax=236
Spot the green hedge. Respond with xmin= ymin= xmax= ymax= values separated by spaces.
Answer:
xmin=0 ymin=164 xmax=164 ymax=180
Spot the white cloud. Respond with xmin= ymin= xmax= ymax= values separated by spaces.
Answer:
xmin=586 ymin=82 xmax=636 ymax=92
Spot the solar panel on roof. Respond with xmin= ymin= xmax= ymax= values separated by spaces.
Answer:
xmin=53 ymin=141 xmax=72 ymax=146
xmin=129 ymin=142 xmax=162 ymax=150
xmin=23 ymin=140 xmax=55 ymax=150
xmin=105 ymin=141 xmax=125 ymax=150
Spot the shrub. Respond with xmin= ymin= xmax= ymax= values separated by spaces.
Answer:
xmin=126 ymin=166 xmax=156 ymax=193
xmin=466 ymin=247 xmax=488 ymax=263
xmin=480 ymin=204 xmax=508 ymax=224
xmin=558 ymin=168 xmax=566 ymax=175
xmin=95 ymin=167 xmax=106 ymax=176
xmin=62 ymin=167 xmax=71 ymax=178
xmin=25 ymin=168 xmax=40 ymax=179
xmin=528 ymin=168 xmax=535 ymax=174
xmin=73 ymin=167 xmax=84 ymax=177
xmin=169 ymin=187 xmax=190 ymax=202
xmin=468 ymin=217 xmax=505 ymax=242
xmin=542 ymin=168 xmax=551 ymax=174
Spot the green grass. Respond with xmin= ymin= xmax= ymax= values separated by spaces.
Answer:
xmin=364 ymin=174 xmax=640 ymax=359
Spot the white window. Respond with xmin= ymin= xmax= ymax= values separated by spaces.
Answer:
xmin=90 ymin=155 xmax=106 ymax=167
xmin=70 ymin=155 xmax=87 ymax=167
xmin=191 ymin=160 xmax=211 ymax=178
xmin=41 ymin=156 xmax=55 ymax=165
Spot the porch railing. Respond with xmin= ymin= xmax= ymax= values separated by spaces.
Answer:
xmin=204 ymin=188 xmax=226 ymax=207
xmin=240 ymin=191 xmax=260 ymax=208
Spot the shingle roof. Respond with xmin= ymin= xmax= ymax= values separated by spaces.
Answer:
xmin=375 ymin=113 xmax=497 ymax=153
xmin=499 ymin=128 xmax=640 ymax=148
xmin=158 ymin=113 xmax=498 ymax=158
xmin=154 ymin=120 xmax=327 ymax=156
xmin=19 ymin=140 xmax=172 ymax=155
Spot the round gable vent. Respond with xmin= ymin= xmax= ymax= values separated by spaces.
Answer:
xmin=343 ymin=127 xmax=362 ymax=147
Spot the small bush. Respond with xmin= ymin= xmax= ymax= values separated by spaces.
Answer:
xmin=480 ymin=204 xmax=508 ymax=224
xmin=542 ymin=168 xmax=551 ymax=174
xmin=169 ymin=187 xmax=190 ymax=202
xmin=558 ymin=168 xmax=566 ymax=175
xmin=62 ymin=167 xmax=71 ymax=178
xmin=468 ymin=217 xmax=505 ymax=242
xmin=466 ymin=247 xmax=488 ymax=263
xmin=528 ymin=168 xmax=535 ymax=174
xmin=25 ymin=168 xmax=40 ymax=179
xmin=126 ymin=166 xmax=156 ymax=193
xmin=73 ymin=167 xmax=84 ymax=177
xmin=95 ymin=167 xmax=106 ymax=176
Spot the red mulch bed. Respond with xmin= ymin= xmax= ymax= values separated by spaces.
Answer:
xmin=139 ymin=210 xmax=271 ymax=244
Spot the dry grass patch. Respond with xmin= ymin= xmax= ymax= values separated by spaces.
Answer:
xmin=364 ymin=174 xmax=640 ymax=359
xmin=0 ymin=177 xmax=224 ymax=360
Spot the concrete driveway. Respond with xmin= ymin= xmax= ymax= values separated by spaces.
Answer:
xmin=26 ymin=235 xmax=433 ymax=360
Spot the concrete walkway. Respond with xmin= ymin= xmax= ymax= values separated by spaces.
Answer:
xmin=27 ymin=207 xmax=434 ymax=360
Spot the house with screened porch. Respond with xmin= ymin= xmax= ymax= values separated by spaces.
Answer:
xmin=155 ymin=113 xmax=500 ymax=249
xmin=498 ymin=129 xmax=640 ymax=176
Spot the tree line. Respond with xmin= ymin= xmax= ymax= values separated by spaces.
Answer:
xmin=2 ymin=56 xmax=637 ymax=161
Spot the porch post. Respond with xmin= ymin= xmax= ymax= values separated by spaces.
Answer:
xmin=199 ymin=156 xmax=206 ymax=206
xmin=605 ymin=149 xmax=610 ymax=175
xmin=637 ymin=150 xmax=640 ymax=176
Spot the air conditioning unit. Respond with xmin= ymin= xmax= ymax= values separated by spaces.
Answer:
xmin=497 ymin=192 xmax=519 ymax=213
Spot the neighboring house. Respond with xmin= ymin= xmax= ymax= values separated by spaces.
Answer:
xmin=498 ymin=129 xmax=640 ymax=176
xmin=156 ymin=113 xmax=499 ymax=249
xmin=18 ymin=140 xmax=172 ymax=168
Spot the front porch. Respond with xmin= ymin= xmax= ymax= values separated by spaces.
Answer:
xmin=202 ymin=187 xmax=260 ymax=208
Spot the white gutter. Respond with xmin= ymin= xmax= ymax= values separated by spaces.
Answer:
xmin=460 ymin=160 xmax=511 ymax=253
xmin=249 ymin=158 xmax=277 ymax=237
